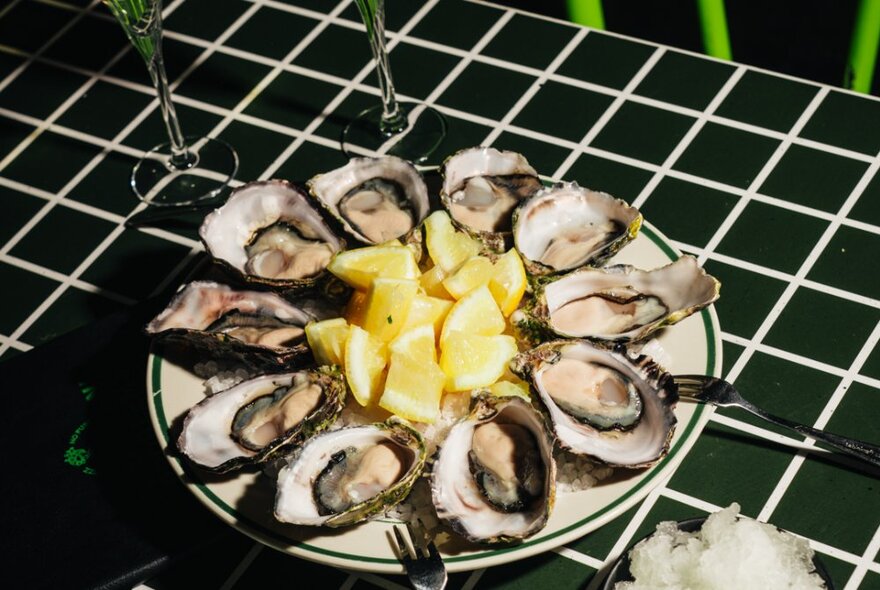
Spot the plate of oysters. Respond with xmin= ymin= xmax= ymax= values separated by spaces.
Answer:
xmin=146 ymin=147 xmax=722 ymax=573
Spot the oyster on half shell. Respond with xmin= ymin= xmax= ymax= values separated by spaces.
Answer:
xmin=511 ymin=340 xmax=677 ymax=469
xmin=513 ymin=256 xmax=720 ymax=345
xmin=512 ymin=182 xmax=642 ymax=276
xmin=431 ymin=393 xmax=556 ymax=544
xmin=274 ymin=417 xmax=427 ymax=527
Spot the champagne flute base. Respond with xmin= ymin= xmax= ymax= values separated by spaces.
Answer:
xmin=341 ymin=102 xmax=446 ymax=165
xmin=131 ymin=136 xmax=238 ymax=207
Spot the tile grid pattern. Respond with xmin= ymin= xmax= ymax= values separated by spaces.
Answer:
xmin=1 ymin=0 xmax=879 ymax=588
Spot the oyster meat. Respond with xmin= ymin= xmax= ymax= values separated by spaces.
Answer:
xmin=308 ymin=156 xmax=429 ymax=245
xmin=146 ymin=281 xmax=315 ymax=368
xmin=275 ymin=417 xmax=426 ymax=527
xmin=514 ymin=256 xmax=720 ymax=344
xmin=511 ymin=340 xmax=677 ymax=468
xmin=440 ymin=147 xmax=542 ymax=250
xmin=178 ymin=368 xmax=346 ymax=473
xmin=512 ymin=182 xmax=642 ymax=276
xmin=200 ymin=180 xmax=345 ymax=290
xmin=431 ymin=393 xmax=556 ymax=544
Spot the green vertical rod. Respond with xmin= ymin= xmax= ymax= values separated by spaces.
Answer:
xmin=566 ymin=0 xmax=605 ymax=29
xmin=847 ymin=0 xmax=880 ymax=93
xmin=696 ymin=0 xmax=732 ymax=60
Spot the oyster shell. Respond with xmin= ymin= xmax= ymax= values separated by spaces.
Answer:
xmin=178 ymin=367 xmax=346 ymax=473
xmin=513 ymin=256 xmax=720 ymax=345
xmin=307 ymin=156 xmax=430 ymax=246
xmin=512 ymin=182 xmax=642 ymax=276
xmin=200 ymin=179 xmax=345 ymax=291
xmin=511 ymin=340 xmax=677 ymax=468
xmin=431 ymin=393 xmax=556 ymax=544
xmin=274 ymin=417 xmax=427 ymax=527
xmin=145 ymin=281 xmax=315 ymax=369
xmin=440 ymin=147 xmax=542 ymax=251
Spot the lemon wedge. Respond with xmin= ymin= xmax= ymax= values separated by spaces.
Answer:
xmin=362 ymin=278 xmax=420 ymax=341
xmin=344 ymin=325 xmax=388 ymax=406
xmin=424 ymin=211 xmax=481 ymax=272
xmin=439 ymin=333 xmax=519 ymax=392
xmin=344 ymin=289 xmax=369 ymax=327
xmin=439 ymin=285 xmax=505 ymax=347
xmin=401 ymin=294 xmax=453 ymax=337
xmin=327 ymin=245 xmax=419 ymax=290
xmin=489 ymin=249 xmax=528 ymax=316
xmin=304 ymin=318 xmax=349 ymax=366
xmin=380 ymin=351 xmax=446 ymax=422
xmin=442 ymin=255 xmax=494 ymax=299
xmin=488 ymin=379 xmax=531 ymax=401
xmin=419 ymin=264 xmax=452 ymax=300
xmin=389 ymin=324 xmax=437 ymax=362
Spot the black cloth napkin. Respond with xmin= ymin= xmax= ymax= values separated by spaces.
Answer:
xmin=0 ymin=298 xmax=236 ymax=590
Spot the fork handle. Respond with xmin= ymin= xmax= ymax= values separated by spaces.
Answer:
xmin=740 ymin=402 xmax=880 ymax=468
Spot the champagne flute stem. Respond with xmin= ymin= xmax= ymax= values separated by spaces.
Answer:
xmin=145 ymin=49 xmax=195 ymax=169
xmin=355 ymin=0 xmax=406 ymax=135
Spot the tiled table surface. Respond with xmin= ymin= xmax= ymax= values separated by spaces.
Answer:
xmin=2 ymin=0 xmax=880 ymax=588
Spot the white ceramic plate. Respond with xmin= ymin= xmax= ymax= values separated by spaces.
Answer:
xmin=147 ymin=221 xmax=722 ymax=574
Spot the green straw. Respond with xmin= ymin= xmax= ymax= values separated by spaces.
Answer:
xmin=846 ymin=0 xmax=880 ymax=93
xmin=697 ymin=0 xmax=732 ymax=60
xmin=566 ymin=0 xmax=605 ymax=30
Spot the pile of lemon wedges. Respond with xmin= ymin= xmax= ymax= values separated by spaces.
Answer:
xmin=305 ymin=211 xmax=530 ymax=423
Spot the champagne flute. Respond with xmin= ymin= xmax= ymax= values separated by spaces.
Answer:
xmin=342 ymin=0 xmax=446 ymax=164
xmin=103 ymin=0 xmax=238 ymax=206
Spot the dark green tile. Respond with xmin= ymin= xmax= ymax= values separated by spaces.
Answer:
xmin=808 ymin=226 xmax=880 ymax=299
xmin=9 ymin=206 xmax=116 ymax=275
xmin=0 ymin=61 xmax=88 ymax=119
xmin=20 ymin=286 xmax=127 ymax=346
xmin=668 ymin=422 xmax=794 ymax=517
xmin=813 ymin=555 xmax=855 ymax=590
xmin=245 ymin=71 xmax=342 ymax=133
xmin=65 ymin=151 xmax=142 ymax=216
xmin=512 ymin=81 xmax=613 ymax=143
xmin=0 ymin=186 xmax=44 ymax=246
xmin=477 ymin=550 xmax=595 ymax=590
xmin=175 ymin=52 xmax=272 ymax=110
xmin=3 ymin=132 xmax=102 ymax=193
xmin=824 ymin=382 xmax=880 ymax=447
xmin=566 ymin=504 xmax=639 ymax=560
xmin=43 ymin=13 xmax=127 ymax=71
xmin=674 ymin=122 xmax=780 ymax=188
xmin=721 ymin=352 xmax=840 ymax=438
xmin=862 ymin=342 xmax=880 ymax=381
xmin=592 ymin=101 xmax=694 ymax=165
xmin=80 ymin=229 xmax=192 ymax=300
xmin=145 ymin=533 xmax=253 ymax=590
xmin=371 ymin=41 xmax=459 ymax=101
xmin=106 ymin=39 xmax=203 ymax=87
xmin=770 ymin=453 xmax=880 ymax=555
xmin=557 ymin=32 xmax=654 ymax=89
xmin=0 ymin=348 xmax=22 ymax=363
xmin=764 ymin=288 xmax=880 ymax=369
xmin=482 ymin=13 xmax=577 ymax=70
xmin=634 ymin=50 xmax=735 ymax=111
xmin=0 ymin=262 xmax=59 ymax=334
xmin=229 ymin=548 xmax=347 ymax=589
xmin=312 ymin=89 xmax=378 ymax=143
xmin=800 ymin=90 xmax=880 ymax=155
xmin=217 ymin=121 xmax=292 ymax=182
xmin=56 ymin=81 xmax=153 ymax=140
xmin=715 ymin=200 xmax=828 ymax=274
xmin=0 ymin=52 xmax=25 ymax=79
xmin=293 ymin=24 xmax=371 ymax=80
xmin=125 ymin=103 xmax=223 ymax=152
xmin=164 ymin=0 xmax=250 ymax=40
xmin=226 ymin=6 xmax=318 ymax=60
xmin=722 ymin=340 xmax=745 ymax=377
xmin=850 ymin=172 xmax=880 ymax=226
xmin=702 ymin=259 xmax=787 ymax=339
xmin=273 ymin=140 xmax=349 ymax=184
xmin=430 ymin=116 xmax=495 ymax=167
xmin=438 ymin=61 xmax=536 ymax=121
xmin=410 ymin=1 xmax=502 ymax=50
xmin=716 ymin=71 xmax=818 ymax=133
xmin=759 ymin=145 xmax=867 ymax=212
xmin=861 ymin=571 xmax=880 ymax=590
xmin=640 ymin=177 xmax=739 ymax=247
xmin=492 ymin=132 xmax=570 ymax=176
xmin=0 ymin=0 xmax=71 ymax=53
xmin=565 ymin=153 xmax=653 ymax=203
xmin=0 ymin=115 xmax=34 ymax=157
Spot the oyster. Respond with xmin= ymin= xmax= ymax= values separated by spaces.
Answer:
xmin=512 ymin=182 xmax=642 ymax=276
xmin=511 ymin=340 xmax=677 ymax=468
xmin=275 ymin=417 xmax=426 ymax=527
xmin=307 ymin=156 xmax=430 ymax=246
xmin=146 ymin=281 xmax=314 ymax=369
xmin=200 ymin=180 xmax=345 ymax=291
xmin=440 ymin=147 xmax=542 ymax=251
xmin=514 ymin=257 xmax=720 ymax=345
xmin=178 ymin=367 xmax=346 ymax=473
xmin=431 ymin=393 xmax=556 ymax=544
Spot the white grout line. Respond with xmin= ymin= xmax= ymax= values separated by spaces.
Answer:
xmin=337 ymin=574 xmax=358 ymax=590
xmin=0 ymin=253 xmax=134 ymax=304
xmin=0 ymin=333 xmax=31 ymax=352
xmin=553 ymin=545 xmax=606 ymax=570
xmin=217 ymin=542 xmax=264 ymax=590
xmin=460 ymin=568 xmax=486 ymax=590
xmin=846 ymin=523 xmax=880 ymax=589
xmin=0 ymin=0 xmax=23 ymax=21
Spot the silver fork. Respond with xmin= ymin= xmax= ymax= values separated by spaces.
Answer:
xmin=674 ymin=374 xmax=880 ymax=469
xmin=392 ymin=519 xmax=448 ymax=590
